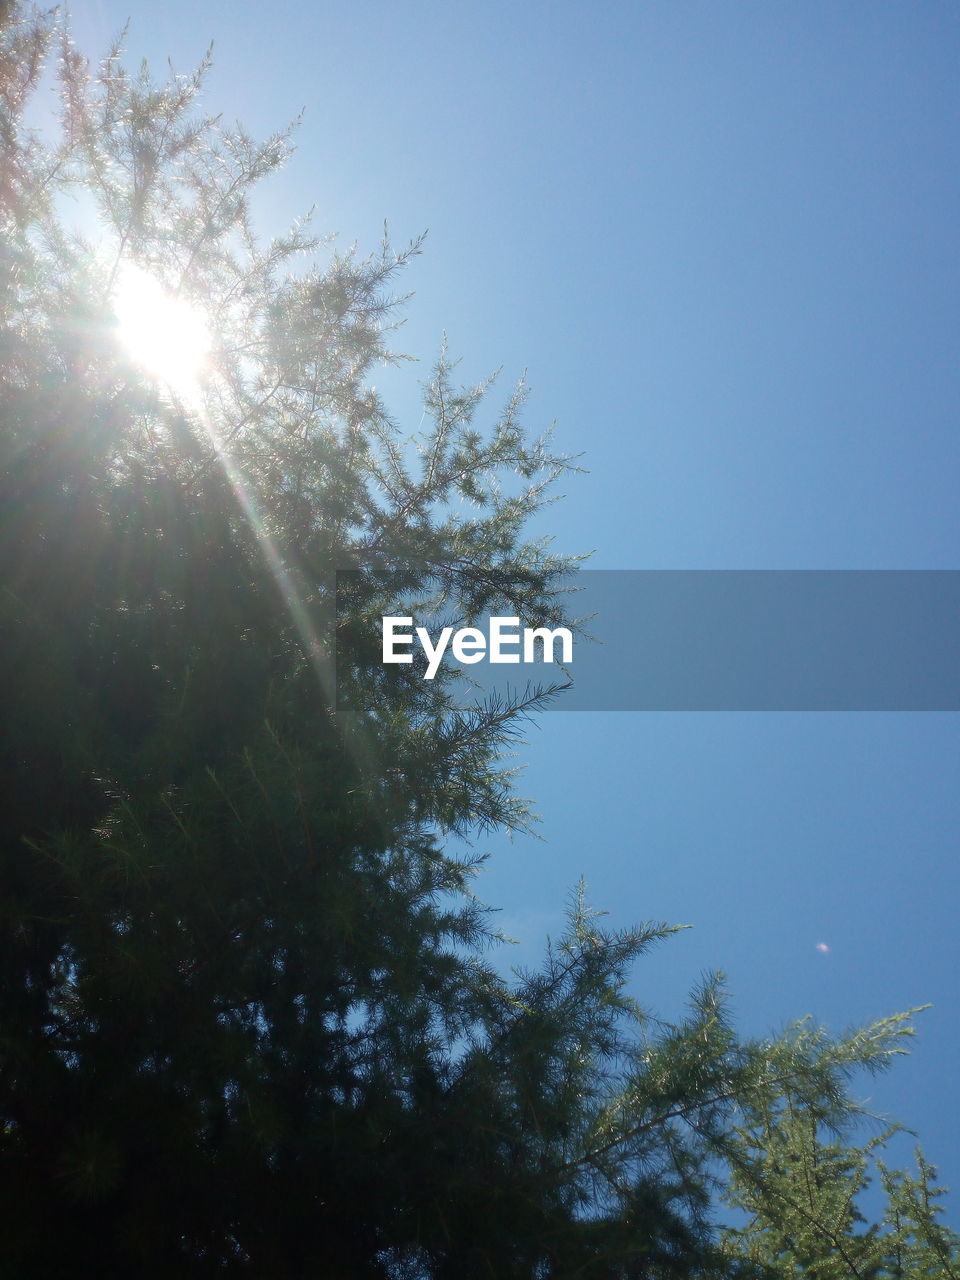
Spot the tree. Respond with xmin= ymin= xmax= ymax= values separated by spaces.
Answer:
xmin=0 ymin=6 xmax=955 ymax=1276
xmin=719 ymin=1088 xmax=960 ymax=1278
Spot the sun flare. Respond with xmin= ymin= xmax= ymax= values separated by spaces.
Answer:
xmin=112 ymin=264 xmax=211 ymax=396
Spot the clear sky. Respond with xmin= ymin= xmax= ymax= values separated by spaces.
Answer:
xmin=74 ymin=2 xmax=960 ymax=1195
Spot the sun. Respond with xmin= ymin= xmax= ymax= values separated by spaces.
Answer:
xmin=112 ymin=264 xmax=211 ymax=397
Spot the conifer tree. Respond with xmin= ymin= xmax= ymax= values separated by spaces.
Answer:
xmin=719 ymin=1084 xmax=960 ymax=1277
xmin=0 ymin=6 xmax=955 ymax=1276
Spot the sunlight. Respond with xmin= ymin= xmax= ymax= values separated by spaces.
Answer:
xmin=112 ymin=264 xmax=211 ymax=397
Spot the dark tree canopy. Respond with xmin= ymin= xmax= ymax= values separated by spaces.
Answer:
xmin=1 ymin=7 xmax=956 ymax=1277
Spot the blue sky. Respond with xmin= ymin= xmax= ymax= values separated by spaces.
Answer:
xmin=76 ymin=2 xmax=960 ymax=1196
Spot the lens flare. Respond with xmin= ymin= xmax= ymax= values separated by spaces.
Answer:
xmin=112 ymin=264 xmax=210 ymax=396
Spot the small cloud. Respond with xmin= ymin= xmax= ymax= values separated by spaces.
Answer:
xmin=815 ymin=941 xmax=830 ymax=954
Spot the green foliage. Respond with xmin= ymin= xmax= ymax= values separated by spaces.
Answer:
xmin=0 ymin=5 xmax=955 ymax=1276
xmin=719 ymin=1092 xmax=960 ymax=1278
